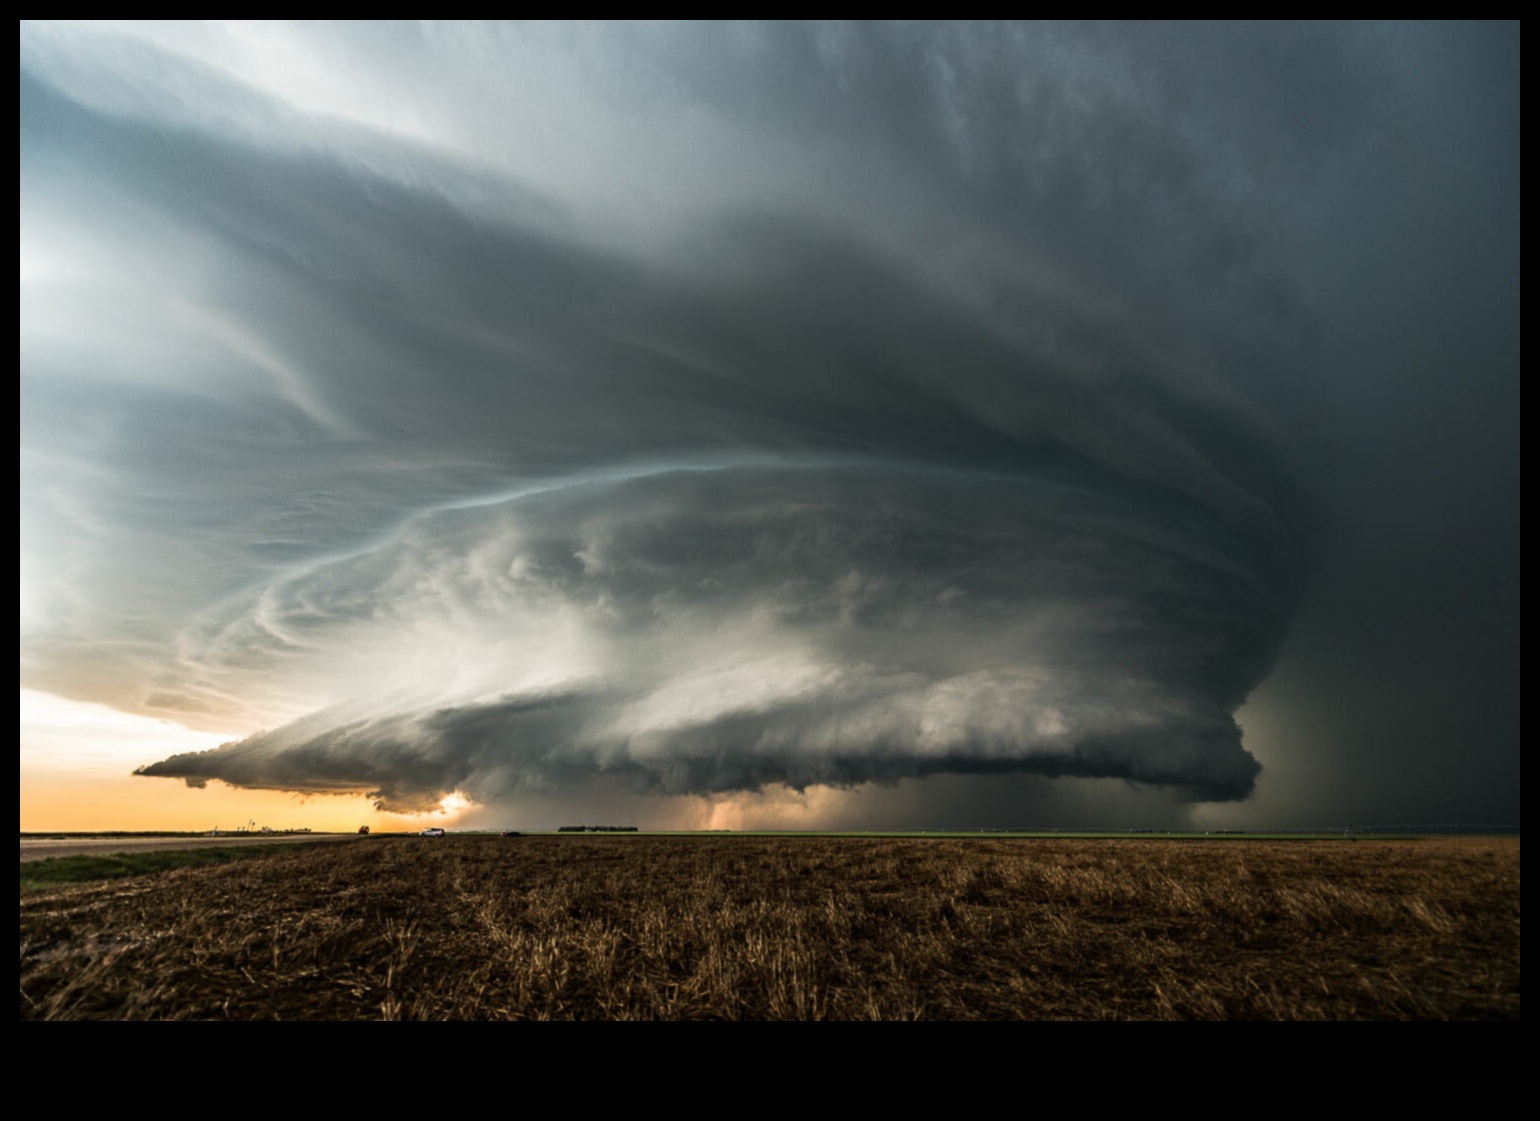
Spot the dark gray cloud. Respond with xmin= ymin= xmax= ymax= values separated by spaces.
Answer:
xmin=21 ymin=23 xmax=1518 ymax=826
xmin=138 ymin=467 xmax=1280 ymax=808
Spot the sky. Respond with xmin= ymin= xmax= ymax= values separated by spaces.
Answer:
xmin=20 ymin=22 xmax=1519 ymax=832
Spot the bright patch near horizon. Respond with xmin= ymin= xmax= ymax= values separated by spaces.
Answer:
xmin=20 ymin=688 xmax=227 ymax=776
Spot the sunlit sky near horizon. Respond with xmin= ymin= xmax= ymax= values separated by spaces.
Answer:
xmin=21 ymin=22 xmax=1518 ymax=833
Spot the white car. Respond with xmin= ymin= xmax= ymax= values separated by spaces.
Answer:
xmin=420 ymin=827 xmax=447 ymax=837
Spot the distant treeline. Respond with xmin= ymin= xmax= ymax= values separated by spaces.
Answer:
xmin=557 ymin=825 xmax=639 ymax=833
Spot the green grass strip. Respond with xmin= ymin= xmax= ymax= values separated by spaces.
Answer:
xmin=19 ymin=844 xmax=302 ymax=894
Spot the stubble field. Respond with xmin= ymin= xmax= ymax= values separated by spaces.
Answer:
xmin=19 ymin=834 xmax=1518 ymax=1020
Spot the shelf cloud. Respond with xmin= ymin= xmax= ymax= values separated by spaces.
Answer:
xmin=22 ymin=23 xmax=1518 ymax=827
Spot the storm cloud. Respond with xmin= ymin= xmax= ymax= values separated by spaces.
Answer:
xmin=138 ymin=466 xmax=1283 ymax=808
xmin=22 ymin=23 xmax=1518 ymax=826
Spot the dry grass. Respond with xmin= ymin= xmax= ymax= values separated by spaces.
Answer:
xmin=19 ymin=835 xmax=1518 ymax=1020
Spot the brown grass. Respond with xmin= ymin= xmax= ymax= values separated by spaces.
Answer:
xmin=18 ymin=835 xmax=1518 ymax=1020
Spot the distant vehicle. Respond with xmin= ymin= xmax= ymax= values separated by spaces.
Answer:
xmin=420 ymin=827 xmax=447 ymax=837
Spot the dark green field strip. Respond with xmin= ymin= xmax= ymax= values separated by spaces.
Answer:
xmin=19 ymin=843 xmax=326 ymax=893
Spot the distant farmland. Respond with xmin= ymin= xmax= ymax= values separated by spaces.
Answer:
xmin=19 ymin=835 xmax=1518 ymax=1020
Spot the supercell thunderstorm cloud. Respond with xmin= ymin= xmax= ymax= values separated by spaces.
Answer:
xmin=20 ymin=24 xmax=1518 ymax=827
xmin=136 ymin=466 xmax=1287 ymax=808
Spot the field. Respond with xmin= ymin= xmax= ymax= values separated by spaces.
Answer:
xmin=19 ymin=835 xmax=1518 ymax=1020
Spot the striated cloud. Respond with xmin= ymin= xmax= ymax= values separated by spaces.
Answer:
xmin=138 ymin=466 xmax=1282 ymax=808
xmin=22 ymin=23 xmax=1517 ymax=826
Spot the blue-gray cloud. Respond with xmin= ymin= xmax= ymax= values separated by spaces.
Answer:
xmin=138 ymin=466 xmax=1280 ymax=808
xmin=21 ymin=22 xmax=1518 ymax=825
